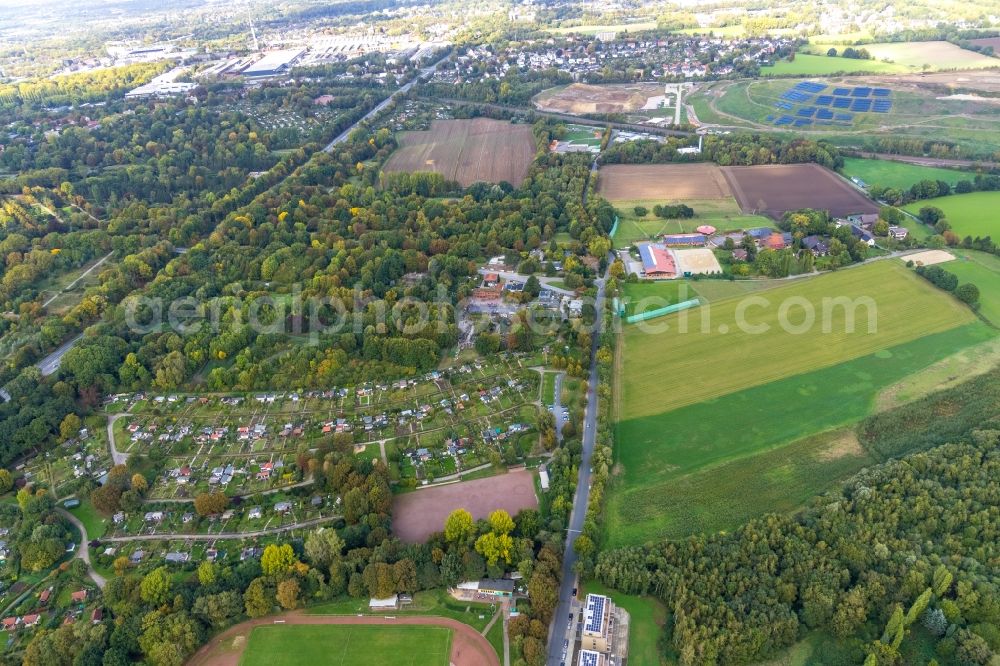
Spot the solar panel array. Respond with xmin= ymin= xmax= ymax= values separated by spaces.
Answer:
xmin=579 ymin=651 xmax=601 ymax=666
xmin=770 ymin=83 xmax=891 ymax=127
xmin=585 ymin=595 xmax=606 ymax=634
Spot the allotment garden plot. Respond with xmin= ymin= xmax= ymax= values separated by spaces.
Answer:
xmin=382 ymin=118 xmax=536 ymax=187
xmin=116 ymin=359 xmax=540 ymax=503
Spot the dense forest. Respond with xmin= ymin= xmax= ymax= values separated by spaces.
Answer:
xmin=600 ymin=134 xmax=843 ymax=168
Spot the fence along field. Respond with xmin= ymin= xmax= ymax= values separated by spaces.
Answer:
xmin=382 ymin=118 xmax=536 ymax=187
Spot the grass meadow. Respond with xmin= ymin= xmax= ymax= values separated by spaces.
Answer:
xmin=609 ymin=321 xmax=994 ymax=545
xmin=904 ymin=191 xmax=1000 ymax=238
xmin=610 ymin=197 xmax=773 ymax=247
xmin=944 ymin=250 xmax=1000 ymax=326
xmin=840 ymin=157 xmax=970 ymax=190
xmin=619 ymin=261 xmax=975 ymax=419
xmin=762 ymin=54 xmax=908 ymax=76
xmin=608 ymin=260 xmax=989 ymax=545
xmin=241 ymin=625 xmax=451 ymax=666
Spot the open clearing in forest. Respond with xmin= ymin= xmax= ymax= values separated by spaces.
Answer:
xmin=597 ymin=163 xmax=733 ymax=201
xmin=607 ymin=260 xmax=990 ymax=545
xmin=392 ymin=469 xmax=538 ymax=543
xmin=241 ymin=625 xmax=450 ymax=666
xmin=382 ymin=119 xmax=535 ymax=187
xmin=722 ymin=163 xmax=879 ymax=219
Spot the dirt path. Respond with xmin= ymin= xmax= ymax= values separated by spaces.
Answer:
xmin=186 ymin=611 xmax=500 ymax=666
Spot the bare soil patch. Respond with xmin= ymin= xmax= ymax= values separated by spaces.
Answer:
xmin=534 ymin=82 xmax=664 ymax=114
xmin=904 ymin=250 xmax=955 ymax=266
xmin=383 ymin=118 xmax=535 ymax=187
xmin=392 ymin=469 xmax=538 ymax=543
xmin=721 ymin=163 xmax=879 ymax=219
xmin=597 ymin=164 xmax=733 ymax=201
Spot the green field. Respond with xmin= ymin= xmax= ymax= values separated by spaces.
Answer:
xmin=609 ymin=260 xmax=988 ymax=545
xmin=944 ymin=250 xmax=1000 ymax=326
xmin=620 ymin=261 xmax=975 ymax=419
xmin=807 ymin=40 xmax=999 ymax=70
xmin=621 ymin=280 xmax=694 ymax=316
xmin=584 ymin=581 xmax=668 ymax=666
xmin=611 ymin=198 xmax=773 ymax=247
xmin=903 ymin=191 xmax=1000 ymax=238
xmin=241 ymin=625 xmax=451 ymax=666
xmin=609 ymin=321 xmax=995 ymax=544
xmin=541 ymin=372 xmax=558 ymax=404
xmin=68 ymin=499 xmax=107 ymax=539
xmin=840 ymin=157 xmax=970 ymax=190
xmin=762 ymin=54 xmax=908 ymax=76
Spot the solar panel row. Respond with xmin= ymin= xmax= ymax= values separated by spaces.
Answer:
xmin=832 ymin=98 xmax=851 ymax=108
xmin=832 ymin=87 xmax=850 ymax=96
xmin=794 ymin=118 xmax=812 ymax=126
xmin=873 ymin=88 xmax=891 ymax=97
xmin=851 ymin=87 xmax=872 ymax=97
xmin=797 ymin=107 xmax=816 ymax=117
xmin=816 ymin=109 xmax=834 ymax=120
xmin=851 ymin=99 xmax=872 ymax=112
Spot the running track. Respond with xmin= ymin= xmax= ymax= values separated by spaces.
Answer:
xmin=186 ymin=611 xmax=499 ymax=666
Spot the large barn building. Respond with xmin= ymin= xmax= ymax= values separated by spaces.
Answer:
xmin=637 ymin=242 xmax=676 ymax=278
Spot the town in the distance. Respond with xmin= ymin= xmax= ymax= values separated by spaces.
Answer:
xmin=0 ymin=0 xmax=998 ymax=665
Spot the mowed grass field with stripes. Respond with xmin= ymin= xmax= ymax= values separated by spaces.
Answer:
xmin=241 ymin=625 xmax=451 ymax=666
xmin=609 ymin=260 xmax=991 ymax=545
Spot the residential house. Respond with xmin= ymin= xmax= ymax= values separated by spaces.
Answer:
xmin=71 ymin=590 xmax=88 ymax=604
xmin=802 ymin=235 xmax=830 ymax=256
xmin=888 ymin=225 xmax=909 ymax=240
xmin=21 ymin=614 xmax=40 ymax=628
xmin=850 ymin=225 xmax=877 ymax=246
xmin=274 ymin=501 xmax=292 ymax=514
xmin=248 ymin=506 xmax=263 ymax=519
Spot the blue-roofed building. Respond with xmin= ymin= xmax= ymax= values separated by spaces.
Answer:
xmin=662 ymin=233 xmax=706 ymax=246
xmin=747 ymin=227 xmax=773 ymax=240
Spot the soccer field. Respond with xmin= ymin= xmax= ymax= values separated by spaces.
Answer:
xmin=620 ymin=261 xmax=974 ymax=419
xmin=241 ymin=625 xmax=451 ymax=666
xmin=903 ymin=191 xmax=1000 ymax=238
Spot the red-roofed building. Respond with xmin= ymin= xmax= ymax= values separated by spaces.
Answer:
xmin=765 ymin=233 xmax=787 ymax=250
xmin=638 ymin=243 xmax=677 ymax=278
xmin=39 ymin=589 xmax=51 ymax=605
xmin=483 ymin=273 xmax=500 ymax=286
xmin=91 ymin=608 xmax=103 ymax=624
xmin=2 ymin=617 xmax=17 ymax=630
xmin=71 ymin=590 xmax=87 ymax=603
xmin=21 ymin=614 xmax=40 ymax=627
